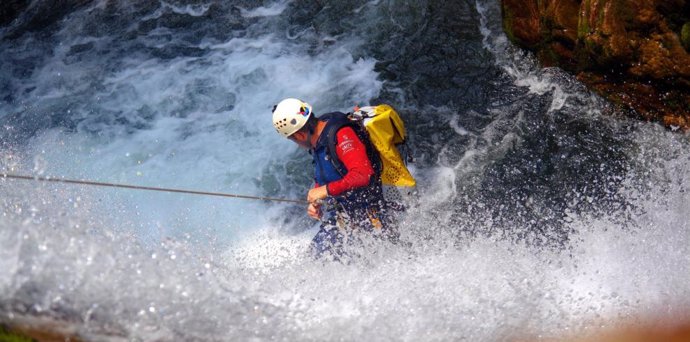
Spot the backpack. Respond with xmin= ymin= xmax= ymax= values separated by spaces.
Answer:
xmin=351 ymin=104 xmax=416 ymax=188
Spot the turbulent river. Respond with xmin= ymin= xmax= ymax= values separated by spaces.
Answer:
xmin=1 ymin=0 xmax=689 ymax=341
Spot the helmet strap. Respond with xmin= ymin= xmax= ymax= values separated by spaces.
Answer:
xmin=306 ymin=116 xmax=317 ymax=151
xmin=306 ymin=126 xmax=314 ymax=152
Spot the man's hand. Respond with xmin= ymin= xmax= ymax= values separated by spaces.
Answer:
xmin=307 ymin=185 xmax=328 ymax=204
xmin=307 ymin=202 xmax=322 ymax=220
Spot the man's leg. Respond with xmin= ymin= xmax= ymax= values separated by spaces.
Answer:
xmin=309 ymin=217 xmax=345 ymax=260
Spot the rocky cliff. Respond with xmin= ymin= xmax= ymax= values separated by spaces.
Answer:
xmin=0 ymin=0 xmax=27 ymax=27
xmin=502 ymin=0 xmax=690 ymax=129
xmin=0 ymin=0 xmax=92 ymax=39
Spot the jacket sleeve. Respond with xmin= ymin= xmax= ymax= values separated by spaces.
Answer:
xmin=326 ymin=126 xmax=375 ymax=196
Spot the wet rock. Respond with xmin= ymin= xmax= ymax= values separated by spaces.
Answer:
xmin=0 ymin=0 xmax=28 ymax=26
xmin=502 ymin=0 xmax=690 ymax=130
xmin=1 ymin=313 xmax=127 ymax=342
xmin=682 ymin=22 xmax=690 ymax=51
xmin=2 ymin=0 xmax=93 ymax=39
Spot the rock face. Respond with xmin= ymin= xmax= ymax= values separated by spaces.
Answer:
xmin=502 ymin=0 xmax=690 ymax=129
xmin=0 ymin=0 xmax=28 ymax=26
xmin=1 ymin=0 xmax=93 ymax=39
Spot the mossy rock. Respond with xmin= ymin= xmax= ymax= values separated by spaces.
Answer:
xmin=0 ymin=326 xmax=34 ymax=342
xmin=502 ymin=4 xmax=517 ymax=44
xmin=682 ymin=22 xmax=690 ymax=52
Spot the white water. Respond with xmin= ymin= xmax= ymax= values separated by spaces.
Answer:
xmin=2 ymin=0 xmax=690 ymax=341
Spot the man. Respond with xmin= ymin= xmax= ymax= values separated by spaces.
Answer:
xmin=272 ymin=98 xmax=393 ymax=258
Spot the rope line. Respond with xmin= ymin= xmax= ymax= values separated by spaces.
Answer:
xmin=1 ymin=173 xmax=307 ymax=204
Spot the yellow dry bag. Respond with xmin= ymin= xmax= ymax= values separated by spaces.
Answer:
xmin=353 ymin=104 xmax=416 ymax=188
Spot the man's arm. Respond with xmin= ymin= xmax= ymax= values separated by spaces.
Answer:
xmin=326 ymin=126 xmax=375 ymax=196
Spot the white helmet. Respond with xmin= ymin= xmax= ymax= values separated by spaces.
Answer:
xmin=272 ymin=98 xmax=313 ymax=137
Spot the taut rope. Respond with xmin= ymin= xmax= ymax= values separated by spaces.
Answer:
xmin=1 ymin=173 xmax=307 ymax=204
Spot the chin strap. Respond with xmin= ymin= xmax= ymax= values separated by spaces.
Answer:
xmin=306 ymin=121 xmax=316 ymax=153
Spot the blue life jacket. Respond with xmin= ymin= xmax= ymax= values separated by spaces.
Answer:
xmin=311 ymin=112 xmax=383 ymax=210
